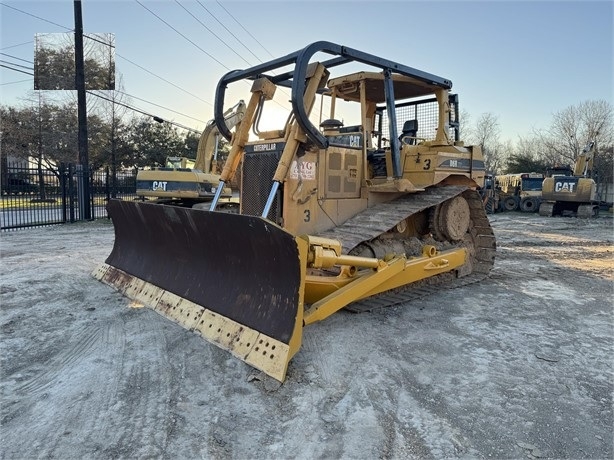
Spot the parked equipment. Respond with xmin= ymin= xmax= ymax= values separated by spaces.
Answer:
xmin=135 ymin=101 xmax=246 ymax=209
xmin=479 ymin=174 xmax=500 ymax=214
xmin=539 ymin=141 xmax=599 ymax=218
xmin=95 ymin=42 xmax=496 ymax=382
xmin=495 ymin=172 xmax=543 ymax=212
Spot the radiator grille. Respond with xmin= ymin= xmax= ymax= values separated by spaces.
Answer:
xmin=241 ymin=150 xmax=282 ymax=224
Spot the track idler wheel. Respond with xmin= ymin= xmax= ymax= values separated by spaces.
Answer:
xmin=430 ymin=195 xmax=471 ymax=242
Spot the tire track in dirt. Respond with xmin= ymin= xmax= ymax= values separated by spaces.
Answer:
xmin=16 ymin=324 xmax=103 ymax=395
xmin=100 ymin=310 xmax=174 ymax=458
xmin=6 ymin=308 xmax=175 ymax=459
xmin=77 ymin=315 xmax=128 ymax=454
xmin=32 ymin=316 xmax=129 ymax=459
xmin=2 ymin=292 xmax=171 ymax=458
xmin=3 ymin=319 xmax=120 ymax=458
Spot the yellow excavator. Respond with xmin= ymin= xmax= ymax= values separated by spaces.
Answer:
xmin=94 ymin=42 xmax=496 ymax=382
xmin=135 ymin=100 xmax=246 ymax=209
xmin=539 ymin=140 xmax=599 ymax=218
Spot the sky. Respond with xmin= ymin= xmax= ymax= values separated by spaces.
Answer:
xmin=1 ymin=0 xmax=612 ymax=143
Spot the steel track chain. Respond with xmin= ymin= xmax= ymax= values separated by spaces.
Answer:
xmin=315 ymin=187 xmax=496 ymax=313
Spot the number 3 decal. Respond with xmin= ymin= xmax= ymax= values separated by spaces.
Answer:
xmin=423 ymin=159 xmax=431 ymax=170
xmin=304 ymin=209 xmax=311 ymax=222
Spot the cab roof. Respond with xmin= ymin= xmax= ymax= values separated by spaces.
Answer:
xmin=327 ymin=71 xmax=439 ymax=103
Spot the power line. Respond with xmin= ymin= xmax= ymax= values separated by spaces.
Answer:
xmin=0 ymin=3 xmax=72 ymax=31
xmin=84 ymin=34 xmax=115 ymax=49
xmin=0 ymin=54 xmax=203 ymax=126
xmin=0 ymin=63 xmax=33 ymax=76
xmin=0 ymin=40 xmax=34 ymax=51
xmin=0 ymin=52 xmax=33 ymax=63
xmin=87 ymin=90 xmax=200 ymax=133
xmin=0 ymin=59 xmax=33 ymax=70
xmin=205 ymin=2 xmax=293 ymax=110
xmin=115 ymin=53 xmax=211 ymax=106
xmin=0 ymin=3 xmax=203 ymax=108
xmin=174 ymin=0 xmax=252 ymax=67
xmin=216 ymin=1 xmax=275 ymax=60
xmin=1 ymin=4 xmax=113 ymax=50
xmin=0 ymin=78 xmax=31 ymax=86
xmin=196 ymin=1 xmax=262 ymax=64
xmin=135 ymin=0 xmax=230 ymax=71
xmin=0 ymin=63 xmax=200 ymax=133
xmin=114 ymin=89 xmax=207 ymax=124
xmin=0 ymin=1 xmax=295 ymax=121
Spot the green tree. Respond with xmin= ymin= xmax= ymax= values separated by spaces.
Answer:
xmin=505 ymin=154 xmax=550 ymax=174
xmin=183 ymin=130 xmax=200 ymax=159
xmin=0 ymin=105 xmax=34 ymax=161
xmin=34 ymin=38 xmax=114 ymax=90
xmin=126 ymin=117 xmax=187 ymax=168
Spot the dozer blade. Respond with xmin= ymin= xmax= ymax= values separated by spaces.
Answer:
xmin=94 ymin=199 xmax=306 ymax=382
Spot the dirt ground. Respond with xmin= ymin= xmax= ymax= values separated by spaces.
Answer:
xmin=1 ymin=211 xmax=613 ymax=459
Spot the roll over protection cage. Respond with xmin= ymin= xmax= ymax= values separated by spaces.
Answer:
xmin=214 ymin=41 xmax=453 ymax=179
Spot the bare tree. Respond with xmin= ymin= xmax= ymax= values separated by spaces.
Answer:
xmin=459 ymin=108 xmax=473 ymax=142
xmin=537 ymin=99 xmax=613 ymax=165
xmin=514 ymin=135 xmax=544 ymax=160
xmin=466 ymin=112 xmax=505 ymax=173
xmin=89 ymin=76 xmax=131 ymax=197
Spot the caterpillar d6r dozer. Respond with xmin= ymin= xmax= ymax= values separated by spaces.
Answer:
xmin=94 ymin=42 xmax=496 ymax=382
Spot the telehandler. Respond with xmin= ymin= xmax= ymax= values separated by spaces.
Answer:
xmin=94 ymin=42 xmax=496 ymax=382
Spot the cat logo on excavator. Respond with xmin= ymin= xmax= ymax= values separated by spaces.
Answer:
xmin=94 ymin=41 xmax=496 ymax=382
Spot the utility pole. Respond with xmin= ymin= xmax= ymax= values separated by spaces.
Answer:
xmin=74 ymin=0 xmax=91 ymax=219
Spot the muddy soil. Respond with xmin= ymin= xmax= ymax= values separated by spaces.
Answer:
xmin=1 ymin=212 xmax=612 ymax=459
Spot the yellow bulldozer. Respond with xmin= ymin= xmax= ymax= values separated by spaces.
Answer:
xmin=94 ymin=42 xmax=496 ymax=382
xmin=135 ymin=100 xmax=246 ymax=209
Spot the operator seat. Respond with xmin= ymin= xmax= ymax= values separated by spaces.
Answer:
xmin=320 ymin=119 xmax=344 ymax=131
xmin=399 ymin=120 xmax=418 ymax=145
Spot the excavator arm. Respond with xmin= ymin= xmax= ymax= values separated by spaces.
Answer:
xmin=573 ymin=140 xmax=596 ymax=177
xmin=194 ymin=100 xmax=246 ymax=173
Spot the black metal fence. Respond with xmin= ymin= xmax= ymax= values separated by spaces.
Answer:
xmin=1 ymin=162 xmax=138 ymax=231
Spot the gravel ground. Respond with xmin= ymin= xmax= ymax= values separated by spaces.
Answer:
xmin=1 ymin=212 xmax=613 ymax=459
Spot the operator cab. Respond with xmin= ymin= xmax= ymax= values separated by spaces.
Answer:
xmin=321 ymin=71 xmax=456 ymax=180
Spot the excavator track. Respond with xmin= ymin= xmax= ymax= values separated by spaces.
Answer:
xmin=317 ymin=186 xmax=496 ymax=313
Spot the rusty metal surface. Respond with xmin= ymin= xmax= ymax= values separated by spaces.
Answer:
xmin=105 ymin=200 xmax=302 ymax=344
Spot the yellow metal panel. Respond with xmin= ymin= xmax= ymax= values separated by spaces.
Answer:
xmin=302 ymin=247 xmax=467 ymax=325
xmin=303 ymin=257 xmax=406 ymax=325
xmin=92 ymin=263 xmax=109 ymax=281
xmin=154 ymin=291 xmax=204 ymax=331
xmin=193 ymin=310 xmax=290 ymax=382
